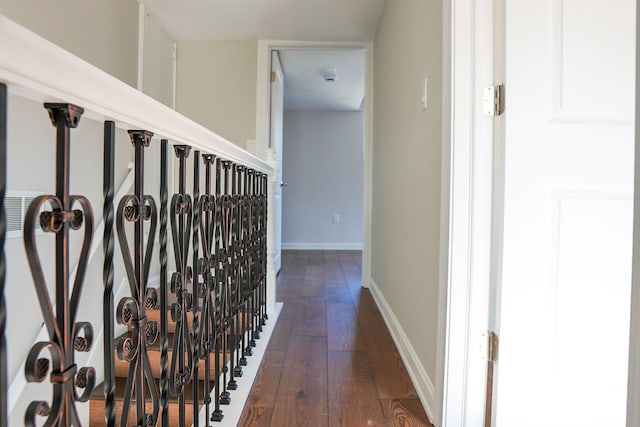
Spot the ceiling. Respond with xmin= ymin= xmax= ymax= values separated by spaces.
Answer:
xmin=141 ymin=0 xmax=387 ymax=42
xmin=279 ymin=49 xmax=365 ymax=111
xmin=142 ymin=0 xmax=380 ymax=111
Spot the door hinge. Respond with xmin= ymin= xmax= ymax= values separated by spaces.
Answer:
xmin=271 ymin=71 xmax=276 ymax=82
xmin=484 ymin=84 xmax=505 ymax=117
xmin=487 ymin=331 xmax=499 ymax=363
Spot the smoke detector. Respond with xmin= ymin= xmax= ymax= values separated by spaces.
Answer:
xmin=322 ymin=67 xmax=337 ymax=82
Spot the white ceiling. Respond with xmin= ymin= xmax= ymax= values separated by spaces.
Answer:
xmin=142 ymin=0 xmax=380 ymax=111
xmin=141 ymin=0 xmax=387 ymax=42
xmin=279 ymin=49 xmax=365 ymax=111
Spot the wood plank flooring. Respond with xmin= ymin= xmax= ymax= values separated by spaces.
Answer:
xmin=239 ymin=250 xmax=433 ymax=427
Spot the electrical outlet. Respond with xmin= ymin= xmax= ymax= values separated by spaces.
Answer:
xmin=333 ymin=214 xmax=340 ymax=224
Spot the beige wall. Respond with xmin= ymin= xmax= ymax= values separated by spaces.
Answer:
xmin=0 ymin=2 xmax=139 ymax=420
xmin=176 ymin=40 xmax=257 ymax=147
xmin=0 ymin=0 xmax=139 ymax=87
xmin=372 ymin=0 xmax=443 ymax=383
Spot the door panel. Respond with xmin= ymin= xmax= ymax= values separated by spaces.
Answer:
xmin=495 ymin=1 xmax=635 ymax=425
xmin=271 ymin=51 xmax=284 ymax=273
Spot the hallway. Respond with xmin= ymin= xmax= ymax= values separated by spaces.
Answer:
xmin=239 ymin=250 xmax=433 ymax=426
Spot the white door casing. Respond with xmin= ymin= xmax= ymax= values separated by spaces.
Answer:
xmin=270 ymin=50 xmax=284 ymax=273
xmin=442 ymin=0 xmax=498 ymax=425
xmin=494 ymin=1 xmax=635 ymax=426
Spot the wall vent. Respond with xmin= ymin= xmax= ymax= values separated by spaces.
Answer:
xmin=6 ymin=191 xmax=43 ymax=239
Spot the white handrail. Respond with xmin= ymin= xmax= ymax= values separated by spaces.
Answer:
xmin=0 ymin=15 xmax=272 ymax=175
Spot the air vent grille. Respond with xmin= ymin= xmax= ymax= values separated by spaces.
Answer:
xmin=5 ymin=191 xmax=43 ymax=238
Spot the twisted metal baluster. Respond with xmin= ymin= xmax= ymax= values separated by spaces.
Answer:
xmin=224 ymin=162 xmax=239 ymax=392
xmin=23 ymin=103 xmax=95 ymax=427
xmin=191 ymin=150 xmax=201 ymax=427
xmin=242 ymin=168 xmax=251 ymax=364
xmin=247 ymin=170 xmax=258 ymax=348
xmin=115 ymin=130 xmax=159 ymax=427
xmin=0 ymin=83 xmax=6 ymax=427
xmin=219 ymin=160 xmax=232 ymax=405
xmin=256 ymin=173 xmax=264 ymax=330
xmin=102 ymin=121 xmax=116 ymax=427
xmin=211 ymin=157 xmax=225 ymax=420
xmin=169 ymin=145 xmax=194 ymax=427
xmin=260 ymin=173 xmax=268 ymax=326
xmin=230 ymin=164 xmax=243 ymax=380
xmin=159 ymin=139 xmax=169 ymax=427
xmin=236 ymin=166 xmax=248 ymax=368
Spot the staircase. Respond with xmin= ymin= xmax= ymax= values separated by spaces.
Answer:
xmin=88 ymin=301 xmax=253 ymax=426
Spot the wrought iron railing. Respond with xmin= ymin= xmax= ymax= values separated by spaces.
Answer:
xmin=0 ymin=15 xmax=273 ymax=427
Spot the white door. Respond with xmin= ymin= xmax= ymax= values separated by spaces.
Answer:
xmin=271 ymin=50 xmax=284 ymax=273
xmin=494 ymin=1 xmax=636 ymax=426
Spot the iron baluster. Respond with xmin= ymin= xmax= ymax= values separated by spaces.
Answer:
xmin=115 ymin=130 xmax=159 ymax=427
xmin=0 ymin=83 xmax=6 ymax=427
xmin=212 ymin=157 xmax=226 ymax=418
xmin=247 ymin=169 xmax=258 ymax=350
xmin=219 ymin=160 xmax=232 ymax=404
xmin=198 ymin=154 xmax=216 ymax=425
xmin=244 ymin=168 xmax=255 ymax=356
xmin=260 ymin=173 xmax=268 ymax=326
xmin=231 ymin=164 xmax=243 ymax=380
xmin=23 ymin=103 xmax=95 ymax=426
xmin=169 ymin=145 xmax=194 ymax=427
xmin=102 ymin=121 xmax=116 ymax=427
xmin=159 ymin=139 xmax=169 ymax=427
xmin=191 ymin=150 xmax=201 ymax=427
xmin=226 ymin=162 xmax=239 ymax=391
xmin=237 ymin=166 xmax=248 ymax=368
xmin=251 ymin=171 xmax=260 ymax=347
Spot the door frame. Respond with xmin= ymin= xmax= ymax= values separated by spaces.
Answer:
xmin=255 ymin=40 xmax=374 ymax=295
xmin=270 ymin=50 xmax=284 ymax=273
xmin=628 ymin=2 xmax=640 ymax=424
xmin=443 ymin=0 xmax=499 ymax=425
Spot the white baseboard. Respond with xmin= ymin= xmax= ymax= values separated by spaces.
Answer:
xmin=369 ymin=279 xmax=437 ymax=423
xmin=281 ymin=242 xmax=363 ymax=250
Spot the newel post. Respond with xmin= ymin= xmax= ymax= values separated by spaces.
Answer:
xmin=265 ymin=149 xmax=276 ymax=317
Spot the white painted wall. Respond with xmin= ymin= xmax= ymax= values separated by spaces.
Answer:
xmin=0 ymin=0 xmax=139 ymax=87
xmin=371 ymin=0 xmax=443 ymax=417
xmin=142 ymin=10 xmax=176 ymax=108
xmin=282 ymin=111 xmax=363 ymax=249
xmin=175 ymin=40 xmax=258 ymax=148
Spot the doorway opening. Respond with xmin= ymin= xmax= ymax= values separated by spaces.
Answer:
xmin=257 ymin=42 xmax=374 ymax=298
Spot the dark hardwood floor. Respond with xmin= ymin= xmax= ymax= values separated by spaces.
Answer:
xmin=238 ymin=250 xmax=433 ymax=427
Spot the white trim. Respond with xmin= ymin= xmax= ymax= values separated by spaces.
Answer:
xmin=627 ymin=0 xmax=640 ymax=423
xmin=196 ymin=302 xmax=283 ymax=427
xmin=435 ymin=0 xmax=453 ymax=425
xmin=0 ymin=15 xmax=271 ymax=175
xmin=281 ymin=242 xmax=363 ymax=251
xmin=361 ymin=43 xmax=374 ymax=289
xmin=369 ymin=279 xmax=437 ymax=421
xmin=256 ymin=40 xmax=374 ymax=290
xmin=443 ymin=0 xmax=497 ymax=425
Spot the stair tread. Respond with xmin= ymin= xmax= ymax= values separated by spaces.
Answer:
xmin=91 ymin=376 xmax=209 ymax=402
xmin=89 ymin=398 xmax=195 ymax=427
